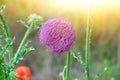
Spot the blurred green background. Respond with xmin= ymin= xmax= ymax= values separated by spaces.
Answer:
xmin=0 ymin=0 xmax=120 ymax=80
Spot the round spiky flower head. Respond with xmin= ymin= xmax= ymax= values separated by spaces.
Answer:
xmin=39 ymin=18 xmax=76 ymax=54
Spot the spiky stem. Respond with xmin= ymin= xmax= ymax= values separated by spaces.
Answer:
xmin=0 ymin=14 xmax=13 ymax=61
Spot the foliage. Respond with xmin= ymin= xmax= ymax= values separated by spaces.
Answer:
xmin=0 ymin=5 xmax=43 ymax=80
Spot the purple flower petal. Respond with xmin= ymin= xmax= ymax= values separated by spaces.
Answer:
xmin=39 ymin=18 xmax=76 ymax=54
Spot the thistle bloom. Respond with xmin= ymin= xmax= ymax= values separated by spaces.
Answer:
xmin=39 ymin=18 xmax=76 ymax=54
xmin=15 ymin=66 xmax=32 ymax=80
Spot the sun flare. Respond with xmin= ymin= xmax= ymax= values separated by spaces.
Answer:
xmin=51 ymin=0 xmax=120 ymax=12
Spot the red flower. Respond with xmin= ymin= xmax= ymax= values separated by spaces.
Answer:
xmin=15 ymin=66 xmax=32 ymax=80
xmin=9 ymin=7 xmax=16 ymax=14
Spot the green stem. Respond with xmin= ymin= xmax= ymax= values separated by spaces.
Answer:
xmin=66 ymin=51 xmax=71 ymax=80
xmin=0 ymin=14 xmax=10 ymax=38
xmin=14 ymin=26 xmax=32 ymax=59
xmin=0 ymin=14 xmax=13 ymax=61
xmin=8 ymin=26 xmax=32 ymax=79
xmin=85 ymin=5 xmax=91 ymax=80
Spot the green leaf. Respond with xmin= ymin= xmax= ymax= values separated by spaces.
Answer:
xmin=20 ymin=47 xmax=35 ymax=56
xmin=59 ymin=65 xmax=67 ymax=80
xmin=72 ymin=52 xmax=84 ymax=66
xmin=17 ymin=20 xmax=29 ymax=28
xmin=93 ymin=67 xmax=108 ymax=80
xmin=0 ymin=5 xmax=6 ymax=13
xmin=0 ymin=37 xmax=15 ymax=58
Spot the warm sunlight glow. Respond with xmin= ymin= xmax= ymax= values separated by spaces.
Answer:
xmin=51 ymin=0 xmax=120 ymax=12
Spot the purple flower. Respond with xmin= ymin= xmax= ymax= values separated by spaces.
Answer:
xmin=39 ymin=18 xmax=76 ymax=54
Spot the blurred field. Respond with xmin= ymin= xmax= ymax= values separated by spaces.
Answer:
xmin=0 ymin=0 xmax=120 ymax=80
